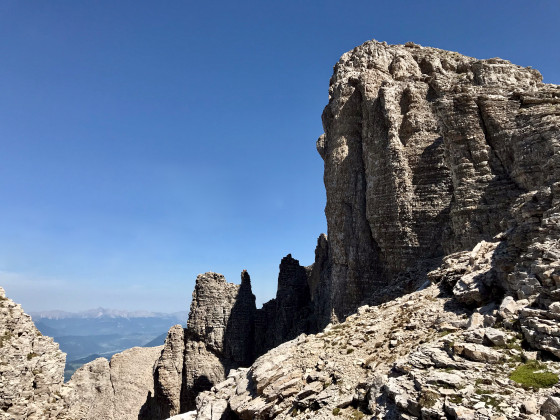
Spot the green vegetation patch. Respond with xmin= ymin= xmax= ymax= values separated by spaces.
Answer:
xmin=27 ymin=352 xmax=39 ymax=361
xmin=509 ymin=361 xmax=558 ymax=389
xmin=350 ymin=409 xmax=365 ymax=420
xmin=419 ymin=390 xmax=439 ymax=408
xmin=0 ymin=331 xmax=12 ymax=348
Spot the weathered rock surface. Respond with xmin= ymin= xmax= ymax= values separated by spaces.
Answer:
xmin=151 ymin=259 xmax=318 ymax=416
xmin=151 ymin=325 xmax=185 ymax=418
xmin=255 ymin=254 xmax=315 ymax=355
xmin=61 ymin=345 xmax=163 ymax=420
xmin=0 ymin=285 xmax=167 ymax=420
xmin=194 ymin=40 xmax=560 ymax=419
xmin=196 ymin=284 xmax=560 ymax=419
xmin=0 ymin=287 xmax=66 ymax=420
xmin=317 ymin=40 xmax=560 ymax=326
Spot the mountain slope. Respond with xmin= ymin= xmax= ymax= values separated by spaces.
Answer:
xmin=192 ymin=39 xmax=560 ymax=418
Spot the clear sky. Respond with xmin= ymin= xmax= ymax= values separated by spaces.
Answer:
xmin=1 ymin=0 xmax=559 ymax=313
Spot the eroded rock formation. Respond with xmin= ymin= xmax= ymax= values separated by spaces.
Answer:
xmin=0 ymin=287 xmax=65 ymax=420
xmin=316 ymin=40 xmax=560 ymax=326
xmin=255 ymin=254 xmax=315 ymax=355
xmin=150 ymin=259 xmax=317 ymax=416
xmin=195 ymin=40 xmax=560 ymax=419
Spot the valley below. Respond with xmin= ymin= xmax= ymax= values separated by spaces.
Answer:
xmin=30 ymin=309 xmax=185 ymax=380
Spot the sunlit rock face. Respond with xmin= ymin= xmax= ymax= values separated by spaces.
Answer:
xmin=0 ymin=286 xmax=66 ymax=420
xmin=63 ymin=346 xmax=163 ymax=420
xmin=317 ymin=40 xmax=560 ymax=323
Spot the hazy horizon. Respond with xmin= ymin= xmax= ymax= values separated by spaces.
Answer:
xmin=1 ymin=0 xmax=559 ymax=314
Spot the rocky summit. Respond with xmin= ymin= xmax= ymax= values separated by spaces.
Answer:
xmin=1 ymin=39 xmax=560 ymax=419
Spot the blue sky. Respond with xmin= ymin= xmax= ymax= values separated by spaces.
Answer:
xmin=0 ymin=0 xmax=558 ymax=313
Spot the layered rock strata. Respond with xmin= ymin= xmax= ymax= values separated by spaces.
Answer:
xmin=151 ymin=258 xmax=317 ymax=416
xmin=194 ymin=40 xmax=560 ymax=418
xmin=316 ymin=40 xmax=560 ymax=326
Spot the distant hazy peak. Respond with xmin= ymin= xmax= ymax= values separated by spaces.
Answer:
xmin=30 ymin=307 xmax=188 ymax=320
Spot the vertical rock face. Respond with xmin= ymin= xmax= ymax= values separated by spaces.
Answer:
xmin=152 ymin=262 xmax=317 ymax=416
xmin=0 ymin=287 xmax=65 ymax=420
xmin=318 ymin=40 xmax=560 ymax=322
xmin=182 ymin=271 xmax=256 ymax=410
xmin=151 ymin=325 xmax=185 ymax=418
xmin=150 ymin=271 xmax=259 ymax=413
xmin=255 ymin=254 xmax=315 ymax=355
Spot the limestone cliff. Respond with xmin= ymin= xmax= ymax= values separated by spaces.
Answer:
xmin=315 ymin=40 xmax=560 ymax=326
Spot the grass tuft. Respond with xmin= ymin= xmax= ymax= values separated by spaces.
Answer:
xmin=509 ymin=361 xmax=558 ymax=389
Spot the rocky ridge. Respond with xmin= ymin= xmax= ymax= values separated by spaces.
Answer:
xmin=147 ymin=258 xmax=317 ymax=417
xmin=197 ymin=282 xmax=560 ymax=419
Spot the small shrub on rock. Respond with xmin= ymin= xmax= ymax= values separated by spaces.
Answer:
xmin=509 ymin=361 xmax=558 ymax=388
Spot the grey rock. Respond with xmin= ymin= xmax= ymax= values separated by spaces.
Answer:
xmin=317 ymin=40 xmax=560 ymax=326
xmin=254 ymin=254 xmax=315 ymax=356
xmin=484 ymin=327 xmax=508 ymax=347
xmin=0 ymin=286 xmax=65 ymax=420
xmin=453 ymin=342 xmax=504 ymax=363
xmin=63 ymin=346 xmax=163 ymax=420
xmin=541 ymin=396 xmax=560 ymax=419
xmin=523 ymin=398 xmax=538 ymax=415
xmin=152 ymin=325 xmax=185 ymax=418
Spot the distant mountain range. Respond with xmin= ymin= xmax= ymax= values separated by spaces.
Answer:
xmin=29 ymin=308 xmax=187 ymax=381
xmin=30 ymin=307 xmax=187 ymax=320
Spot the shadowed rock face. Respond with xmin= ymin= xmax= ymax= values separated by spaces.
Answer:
xmin=317 ymin=40 xmax=560 ymax=323
xmin=254 ymin=254 xmax=315 ymax=356
xmin=152 ymin=260 xmax=317 ymax=415
xmin=181 ymin=271 xmax=256 ymax=411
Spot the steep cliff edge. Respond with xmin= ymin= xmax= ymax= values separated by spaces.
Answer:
xmin=316 ymin=40 xmax=560 ymax=325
